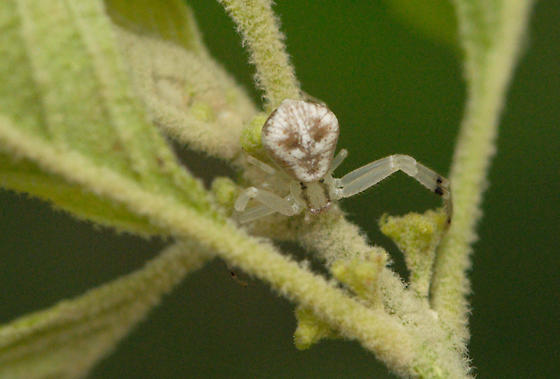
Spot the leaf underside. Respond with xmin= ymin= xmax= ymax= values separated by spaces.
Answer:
xmin=0 ymin=0 xmax=219 ymax=235
xmin=0 ymin=0 xmax=227 ymax=377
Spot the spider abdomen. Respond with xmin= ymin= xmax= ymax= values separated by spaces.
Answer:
xmin=261 ymin=99 xmax=339 ymax=183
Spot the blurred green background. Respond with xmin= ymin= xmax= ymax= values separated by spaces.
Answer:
xmin=1 ymin=0 xmax=558 ymax=377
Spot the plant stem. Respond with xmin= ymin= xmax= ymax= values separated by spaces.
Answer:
xmin=430 ymin=0 xmax=533 ymax=347
xmin=218 ymin=0 xmax=302 ymax=110
xmin=0 ymin=115 xmax=469 ymax=377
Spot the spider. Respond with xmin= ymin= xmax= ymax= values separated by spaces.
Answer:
xmin=235 ymin=99 xmax=452 ymax=224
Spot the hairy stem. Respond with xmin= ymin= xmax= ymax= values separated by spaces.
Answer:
xmin=431 ymin=0 xmax=533 ymax=347
xmin=296 ymin=210 xmax=470 ymax=377
xmin=0 ymin=115 xmax=470 ymax=377
xmin=218 ymin=0 xmax=301 ymax=110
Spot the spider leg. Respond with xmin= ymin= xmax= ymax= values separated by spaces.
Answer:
xmin=337 ymin=154 xmax=452 ymax=222
xmin=234 ymin=187 xmax=302 ymax=223
xmin=329 ymin=149 xmax=348 ymax=174
xmin=236 ymin=204 xmax=276 ymax=224
xmin=246 ymin=155 xmax=276 ymax=175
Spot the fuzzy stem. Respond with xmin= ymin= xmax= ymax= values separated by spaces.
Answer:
xmin=217 ymin=0 xmax=302 ymax=110
xmin=430 ymin=1 xmax=533 ymax=347
xmin=297 ymin=210 xmax=470 ymax=377
xmin=0 ymin=116 xmax=470 ymax=378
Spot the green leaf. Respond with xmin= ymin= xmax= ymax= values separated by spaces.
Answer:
xmin=0 ymin=242 xmax=212 ymax=379
xmin=379 ymin=210 xmax=447 ymax=298
xmin=0 ymin=153 xmax=160 ymax=236
xmin=0 ymin=0 xmax=218 ymax=234
xmin=293 ymin=306 xmax=338 ymax=350
xmin=105 ymin=0 xmax=257 ymax=160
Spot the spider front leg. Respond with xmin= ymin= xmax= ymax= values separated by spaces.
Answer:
xmin=246 ymin=155 xmax=276 ymax=175
xmin=329 ymin=149 xmax=348 ymax=174
xmin=234 ymin=186 xmax=302 ymax=223
xmin=336 ymin=154 xmax=453 ymax=223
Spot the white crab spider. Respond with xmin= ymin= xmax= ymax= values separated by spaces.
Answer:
xmin=235 ymin=99 xmax=452 ymax=224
